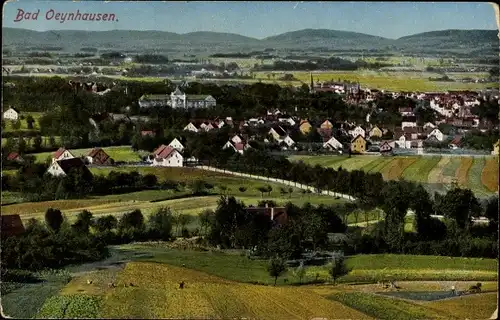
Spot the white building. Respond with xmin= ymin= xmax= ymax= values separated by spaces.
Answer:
xmin=323 ymin=136 xmax=343 ymax=150
xmin=183 ymin=122 xmax=199 ymax=133
xmin=52 ymin=148 xmax=75 ymax=163
xmin=282 ymin=136 xmax=295 ymax=147
xmin=152 ymin=145 xmax=183 ymax=167
xmin=47 ymin=158 xmax=91 ymax=177
xmin=349 ymin=126 xmax=365 ymax=138
xmin=139 ymin=87 xmax=216 ymax=109
xmin=428 ymin=128 xmax=445 ymax=142
xmin=3 ymin=107 xmax=19 ymax=120
xmin=168 ymin=138 xmax=184 ymax=152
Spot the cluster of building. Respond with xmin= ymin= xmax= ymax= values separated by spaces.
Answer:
xmin=138 ymin=87 xmax=216 ymax=109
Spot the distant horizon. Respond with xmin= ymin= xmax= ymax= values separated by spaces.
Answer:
xmin=2 ymin=1 xmax=498 ymax=39
xmin=2 ymin=26 xmax=498 ymax=41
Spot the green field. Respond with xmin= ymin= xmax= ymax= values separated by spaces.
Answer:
xmin=2 ymin=111 xmax=43 ymax=132
xmin=4 ymin=244 xmax=496 ymax=319
xmin=29 ymin=146 xmax=145 ymax=163
xmin=289 ymin=155 xmax=499 ymax=197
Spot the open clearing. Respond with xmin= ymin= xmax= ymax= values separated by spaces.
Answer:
xmin=289 ymin=155 xmax=498 ymax=197
xmin=16 ymin=245 xmax=497 ymax=319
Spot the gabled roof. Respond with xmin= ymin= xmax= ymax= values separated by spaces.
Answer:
xmin=270 ymin=125 xmax=287 ymax=137
xmin=351 ymin=134 xmax=366 ymax=143
xmin=6 ymin=152 xmax=21 ymax=161
xmin=4 ymin=106 xmax=19 ymax=113
xmin=55 ymin=158 xmax=92 ymax=176
xmin=155 ymin=145 xmax=177 ymax=159
xmin=87 ymin=147 xmax=109 ymax=158
xmin=299 ymin=119 xmax=311 ymax=126
xmin=54 ymin=147 xmax=73 ymax=159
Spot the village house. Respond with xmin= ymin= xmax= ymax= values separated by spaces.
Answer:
xmin=320 ymin=120 xmax=334 ymax=130
xmin=280 ymin=136 xmax=296 ymax=148
xmin=423 ymin=122 xmax=436 ymax=129
xmin=183 ymin=122 xmax=199 ymax=133
xmin=245 ymin=204 xmax=288 ymax=227
xmin=268 ymin=125 xmax=288 ymax=142
xmin=398 ymin=107 xmax=414 ymax=116
xmin=278 ymin=117 xmax=296 ymax=126
xmin=323 ymin=136 xmax=343 ymax=151
xmin=299 ymin=120 xmax=312 ymax=134
xmin=350 ymin=135 xmax=367 ymax=154
xmin=368 ymin=126 xmax=383 ymax=139
xmin=223 ymin=141 xmax=251 ymax=154
xmin=168 ymin=138 xmax=185 ymax=152
xmin=141 ymin=130 xmax=156 ymax=137
xmin=427 ymin=128 xmax=445 ymax=142
xmin=86 ymin=148 xmax=112 ymax=165
xmin=231 ymin=134 xmax=243 ymax=145
xmin=6 ymin=152 xmax=23 ymax=163
xmin=349 ymin=126 xmax=366 ymax=138
xmin=152 ymin=145 xmax=183 ymax=167
xmin=139 ymin=87 xmax=216 ymax=109
xmin=492 ymin=140 xmax=500 ymax=155
xmin=47 ymin=158 xmax=93 ymax=178
xmin=379 ymin=141 xmax=393 ymax=155
xmin=1 ymin=214 xmax=25 ymax=238
xmin=52 ymin=148 xmax=75 ymax=163
xmin=3 ymin=107 xmax=20 ymax=120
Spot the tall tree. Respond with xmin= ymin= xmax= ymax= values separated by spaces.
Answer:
xmin=267 ymin=256 xmax=287 ymax=285
xmin=436 ymin=188 xmax=481 ymax=231
xmin=45 ymin=208 xmax=64 ymax=233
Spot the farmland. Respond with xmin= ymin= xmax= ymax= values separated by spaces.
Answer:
xmin=7 ymin=244 xmax=496 ymax=319
xmin=289 ymin=155 xmax=499 ymax=197
xmin=253 ymin=70 xmax=497 ymax=92
xmin=1 ymin=167 xmax=349 ymax=224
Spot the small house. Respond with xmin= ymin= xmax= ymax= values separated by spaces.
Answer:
xmin=53 ymin=147 xmax=75 ymax=163
xmin=6 ymin=152 xmax=23 ymax=162
xmin=269 ymin=126 xmax=287 ymax=142
xmin=492 ymin=140 xmax=500 ymax=155
xmin=168 ymin=138 xmax=185 ymax=152
xmin=183 ymin=122 xmax=199 ymax=132
xmin=379 ymin=141 xmax=393 ymax=155
xmin=350 ymin=134 xmax=367 ymax=154
xmin=2 ymin=107 xmax=19 ymax=120
xmin=245 ymin=205 xmax=288 ymax=227
xmin=86 ymin=148 xmax=112 ymax=165
xmin=368 ymin=126 xmax=383 ymax=139
xmin=152 ymin=145 xmax=183 ymax=167
xmin=320 ymin=120 xmax=334 ymax=130
xmin=323 ymin=136 xmax=343 ymax=151
xmin=47 ymin=158 xmax=93 ymax=178
xmin=428 ymin=128 xmax=445 ymax=142
xmin=349 ymin=126 xmax=366 ymax=138
xmin=299 ymin=120 xmax=312 ymax=135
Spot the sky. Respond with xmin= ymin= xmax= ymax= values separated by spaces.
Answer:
xmin=2 ymin=1 xmax=498 ymax=39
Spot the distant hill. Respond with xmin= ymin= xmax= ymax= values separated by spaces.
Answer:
xmin=2 ymin=27 xmax=498 ymax=55
xmin=395 ymin=29 xmax=498 ymax=53
xmin=263 ymin=29 xmax=393 ymax=49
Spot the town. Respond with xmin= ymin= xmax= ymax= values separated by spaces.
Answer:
xmin=1 ymin=2 xmax=499 ymax=320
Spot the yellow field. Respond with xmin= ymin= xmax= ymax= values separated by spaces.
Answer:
xmin=380 ymin=157 xmax=417 ymax=180
xmin=427 ymin=157 xmax=451 ymax=184
xmin=481 ymin=158 xmax=499 ymax=192
xmin=422 ymin=292 xmax=498 ymax=320
xmin=97 ymin=262 xmax=372 ymax=319
xmin=456 ymin=157 xmax=473 ymax=187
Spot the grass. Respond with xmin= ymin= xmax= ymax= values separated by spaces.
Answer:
xmin=95 ymin=261 xmax=370 ymax=320
xmin=2 ymin=111 xmax=43 ymax=132
xmin=423 ymin=292 xmax=498 ymax=320
xmin=481 ymin=157 xmax=499 ymax=192
xmin=456 ymin=157 xmax=473 ymax=187
xmin=30 ymin=146 xmax=143 ymax=163
xmin=1 ymin=191 xmax=25 ymax=204
xmin=401 ymin=156 xmax=441 ymax=183
xmin=283 ymin=71 xmax=497 ymax=92
xmin=468 ymin=157 xmax=492 ymax=197
xmin=1 ymin=270 xmax=71 ymax=319
xmin=327 ymin=292 xmax=452 ymax=320
xmin=35 ymin=294 xmax=102 ymax=319
xmin=380 ymin=157 xmax=418 ymax=180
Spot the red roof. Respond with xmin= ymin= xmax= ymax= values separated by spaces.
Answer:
xmin=154 ymin=145 xmax=176 ymax=159
xmin=6 ymin=152 xmax=20 ymax=161
xmin=87 ymin=147 xmax=104 ymax=157
xmin=53 ymin=147 xmax=67 ymax=159
xmin=234 ymin=143 xmax=245 ymax=151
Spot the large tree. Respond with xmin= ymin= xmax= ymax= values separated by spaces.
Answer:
xmin=436 ymin=188 xmax=481 ymax=231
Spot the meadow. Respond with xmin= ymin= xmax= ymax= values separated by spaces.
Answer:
xmin=2 ymin=111 xmax=44 ymax=132
xmin=253 ymin=70 xmax=496 ymax=92
xmin=289 ymin=155 xmax=499 ymax=197
xmin=29 ymin=146 xmax=145 ymax=163
xmin=6 ymin=244 xmax=495 ymax=319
